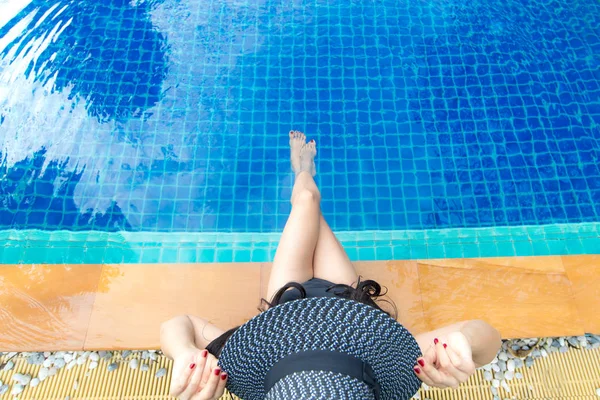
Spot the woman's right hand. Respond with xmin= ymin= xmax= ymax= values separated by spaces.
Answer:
xmin=169 ymin=347 xmax=228 ymax=400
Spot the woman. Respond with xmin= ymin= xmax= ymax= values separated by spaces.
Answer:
xmin=161 ymin=131 xmax=502 ymax=400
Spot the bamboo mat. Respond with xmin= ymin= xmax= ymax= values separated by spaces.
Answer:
xmin=1 ymin=347 xmax=599 ymax=399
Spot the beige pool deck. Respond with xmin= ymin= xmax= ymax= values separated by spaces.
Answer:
xmin=1 ymin=255 xmax=599 ymax=399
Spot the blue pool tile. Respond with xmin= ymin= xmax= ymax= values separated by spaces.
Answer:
xmin=409 ymin=245 xmax=428 ymax=259
xmin=513 ymin=241 xmax=534 ymax=256
xmin=198 ymin=249 xmax=217 ymax=263
xmin=178 ymin=248 xmax=197 ymax=263
xmin=375 ymin=246 xmax=393 ymax=260
xmin=233 ymin=249 xmax=252 ymax=263
xmin=391 ymin=245 xmax=411 ymax=259
xmin=140 ymin=248 xmax=160 ymax=263
xmin=161 ymin=248 xmax=178 ymax=264
xmin=216 ymin=249 xmax=233 ymax=263
xmin=358 ymin=247 xmax=376 ymax=260
xmin=496 ymin=241 xmax=515 ymax=257
xmin=427 ymin=245 xmax=446 ymax=259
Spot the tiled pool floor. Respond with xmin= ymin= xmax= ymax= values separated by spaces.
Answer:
xmin=0 ymin=255 xmax=598 ymax=351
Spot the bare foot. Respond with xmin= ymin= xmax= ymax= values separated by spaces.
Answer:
xmin=289 ymin=130 xmax=306 ymax=174
xmin=299 ymin=139 xmax=317 ymax=177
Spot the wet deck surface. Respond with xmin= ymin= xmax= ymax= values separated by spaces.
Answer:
xmin=0 ymin=255 xmax=598 ymax=351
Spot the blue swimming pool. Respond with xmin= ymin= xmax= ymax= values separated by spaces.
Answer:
xmin=1 ymin=0 xmax=599 ymax=263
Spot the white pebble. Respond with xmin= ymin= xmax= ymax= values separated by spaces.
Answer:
xmin=495 ymin=371 xmax=504 ymax=380
xmin=498 ymin=352 xmax=508 ymax=361
xmin=129 ymin=359 xmax=139 ymax=370
xmin=525 ymin=357 xmax=534 ymax=368
xmin=43 ymin=358 xmax=54 ymax=368
xmin=67 ymin=360 xmax=77 ymax=370
xmin=44 ymin=351 xmax=51 ymax=357
xmin=122 ymin=350 xmax=132 ymax=358
xmin=108 ymin=363 xmax=119 ymax=372
xmin=483 ymin=364 xmax=492 ymax=371
xmin=140 ymin=363 xmax=149 ymax=372
xmin=77 ymin=355 xmax=87 ymax=365
xmin=507 ymin=359 xmax=515 ymax=371
xmin=505 ymin=370 xmax=514 ymax=381
xmin=595 ymin=388 xmax=600 ymax=397
xmin=558 ymin=337 xmax=566 ymax=346
xmin=2 ymin=361 xmax=14 ymax=371
xmin=492 ymin=363 xmax=500 ymax=372
xmin=516 ymin=372 xmax=523 ymax=379
xmin=73 ymin=380 xmax=79 ymax=390
xmin=541 ymin=349 xmax=548 ymax=357
xmin=492 ymin=379 xmax=500 ymax=388
xmin=0 ymin=385 xmax=7 ymax=395
xmin=39 ymin=367 xmax=49 ymax=381
xmin=484 ymin=371 xmax=493 ymax=381
xmin=55 ymin=351 xmax=66 ymax=359
xmin=498 ymin=360 xmax=506 ymax=371
xmin=11 ymin=384 xmax=24 ymax=395
xmin=64 ymin=353 xmax=73 ymax=363
xmin=491 ymin=386 xmax=498 ymax=396
xmin=89 ymin=361 xmax=98 ymax=370
xmin=89 ymin=352 xmax=100 ymax=362
xmin=30 ymin=378 xmax=40 ymax=387
xmin=156 ymin=368 xmax=167 ymax=378
xmin=148 ymin=352 xmax=157 ymax=361
xmin=13 ymin=374 xmax=32 ymax=385
xmin=54 ymin=358 xmax=66 ymax=369
xmin=501 ymin=379 xmax=511 ymax=392
xmin=142 ymin=351 xmax=149 ymax=360
xmin=48 ymin=367 xmax=57 ymax=376
xmin=559 ymin=346 xmax=569 ymax=353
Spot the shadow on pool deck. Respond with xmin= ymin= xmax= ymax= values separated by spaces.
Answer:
xmin=0 ymin=255 xmax=598 ymax=351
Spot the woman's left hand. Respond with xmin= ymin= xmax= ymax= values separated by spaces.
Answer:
xmin=413 ymin=332 xmax=476 ymax=389
xmin=188 ymin=362 xmax=228 ymax=400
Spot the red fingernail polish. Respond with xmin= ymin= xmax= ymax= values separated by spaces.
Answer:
xmin=414 ymin=367 xmax=421 ymax=374
xmin=221 ymin=373 xmax=227 ymax=381
xmin=418 ymin=359 xmax=425 ymax=367
xmin=201 ymin=350 xmax=208 ymax=357
xmin=443 ymin=343 xmax=447 ymax=349
xmin=214 ymin=368 xmax=221 ymax=376
xmin=189 ymin=363 xmax=196 ymax=369
xmin=434 ymin=338 xmax=439 ymax=345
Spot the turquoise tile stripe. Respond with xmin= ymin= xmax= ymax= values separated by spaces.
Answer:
xmin=1 ymin=223 xmax=599 ymax=264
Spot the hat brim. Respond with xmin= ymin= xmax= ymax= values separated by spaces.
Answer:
xmin=218 ymin=297 xmax=422 ymax=400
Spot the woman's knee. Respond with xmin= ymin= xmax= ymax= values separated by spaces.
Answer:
xmin=292 ymin=188 xmax=321 ymax=206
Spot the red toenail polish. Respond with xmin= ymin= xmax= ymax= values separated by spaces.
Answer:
xmin=418 ymin=359 xmax=425 ymax=367
xmin=221 ymin=373 xmax=227 ymax=380
xmin=414 ymin=367 xmax=421 ymax=374
xmin=190 ymin=363 xmax=196 ymax=369
xmin=443 ymin=343 xmax=447 ymax=349
xmin=434 ymin=338 xmax=439 ymax=345
xmin=201 ymin=350 xmax=208 ymax=357
xmin=214 ymin=368 xmax=221 ymax=376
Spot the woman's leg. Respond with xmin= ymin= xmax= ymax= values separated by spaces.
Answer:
xmin=312 ymin=214 xmax=358 ymax=286
xmin=265 ymin=132 xmax=321 ymax=302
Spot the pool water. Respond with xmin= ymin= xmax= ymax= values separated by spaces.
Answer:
xmin=1 ymin=0 xmax=599 ymax=263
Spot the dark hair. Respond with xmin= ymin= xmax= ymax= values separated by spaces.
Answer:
xmin=206 ymin=277 xmax=396 ymax=357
